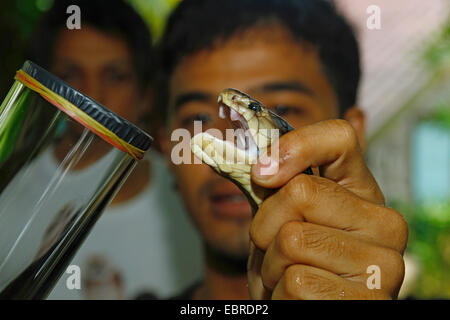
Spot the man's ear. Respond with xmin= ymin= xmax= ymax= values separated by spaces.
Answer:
xmin=343 ymin=106 xmax=366 ymax=152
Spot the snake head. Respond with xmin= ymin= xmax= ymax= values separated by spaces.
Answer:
xmin=218 ymin=88 xmax=264 ymax=120
xmin=219 ymin=88 xmax=294 ymax=136
xmin=217 ymin=88 xmax=279 ymax=151
xmin=190 ymin=88 xmax=283 ymax=210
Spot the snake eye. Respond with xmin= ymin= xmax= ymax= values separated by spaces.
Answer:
xmin=248 ymin=102 xmax=262 ymax=112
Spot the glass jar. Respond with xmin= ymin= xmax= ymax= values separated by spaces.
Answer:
xmin=0 ymin=61 xmax=152 ymax=299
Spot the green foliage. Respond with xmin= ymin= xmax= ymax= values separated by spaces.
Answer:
xmin=128 ymin=0 xmax=182 ymax=41
xmin=0 ymin=0 xmax=54 ymax=101
xmin=423 ymin=18 xmax=450 ymax=69
xmin=427 ymin=103 xmax=450 ymax=129
xmin=391 ymin=200 xmax=450 ymax=298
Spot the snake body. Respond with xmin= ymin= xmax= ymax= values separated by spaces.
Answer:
xmin=190 ymin=88 xmax=312 ymax=214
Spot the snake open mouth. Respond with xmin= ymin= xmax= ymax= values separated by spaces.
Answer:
xmin=218 ymin=101 xmax=258 ymax=157
xmin=219 ymin=102 xmax=249 ymax=131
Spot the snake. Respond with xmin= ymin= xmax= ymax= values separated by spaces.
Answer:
xmin=190 ymin=88 xmax=313 ymax=215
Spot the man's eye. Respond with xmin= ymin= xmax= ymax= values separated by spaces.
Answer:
xmin=57 ymin=70 xmax=79 ymax=83
xmin=181 ymin=113 xmax=212 ymax=127
xmin=273 ymin=105 xmax=302 ymax=117
xmin=104 ymin=70 xmax=130 ymax=84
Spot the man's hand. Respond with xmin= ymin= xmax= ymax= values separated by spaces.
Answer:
xmin=247 ymin=119 xmax=408 ymax=300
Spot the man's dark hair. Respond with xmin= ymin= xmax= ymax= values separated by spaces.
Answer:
xmin=158 ymin=0 xmax=361 ymax=119
xmin=27 ymin=0 xmax=154 ymax=91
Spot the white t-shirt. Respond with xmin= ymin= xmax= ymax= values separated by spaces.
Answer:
xmin=46 ymin=150 xmax=203 ymax=299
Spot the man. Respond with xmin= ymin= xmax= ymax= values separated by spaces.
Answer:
xmin=27 ymin=0 xmax=202 ymax=299
xmin=157 ymin=0 xmax=408 ymax=299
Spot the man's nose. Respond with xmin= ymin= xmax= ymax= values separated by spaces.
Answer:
xmin=81 ymin=79 xmax=105 ymax=105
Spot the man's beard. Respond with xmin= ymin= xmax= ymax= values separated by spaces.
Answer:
xmin=206 ymin=211 xmax=251 ymax=275
xmin=195 ymin=177 xmax=253 ymax=274
xmin=205 ymin=239 xmax=249 ymax=276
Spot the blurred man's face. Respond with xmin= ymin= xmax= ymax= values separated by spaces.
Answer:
xmin=51 ymin=25 xmax=143 ymax=123
xmin=164 ymin=24 xmax=340 ymax=260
